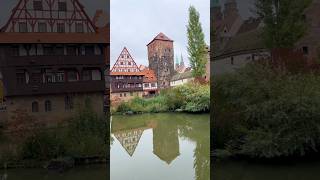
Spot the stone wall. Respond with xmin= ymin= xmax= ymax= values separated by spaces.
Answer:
xmin=3 ymin=92 xmax=104 ymax=126
xmin=147 ymin=40 xmax=174 ymax=89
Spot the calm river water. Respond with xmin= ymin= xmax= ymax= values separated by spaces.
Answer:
xmin=111 ymin=113 xmax=210 ymax=180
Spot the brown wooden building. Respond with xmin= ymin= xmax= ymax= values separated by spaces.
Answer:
xmin=0 ymin=0 xmax=109 ymax=125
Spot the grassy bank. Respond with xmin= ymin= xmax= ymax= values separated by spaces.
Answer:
xmin=0 ymin=99 xmax=107 ymax=169
xmin=112 ymin=82 xmax=210 ymax=114
xmin=213 ymin=62 xmax=320 ymax=160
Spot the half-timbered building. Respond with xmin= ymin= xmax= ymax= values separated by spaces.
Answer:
xmin=110 ymin=47 xmax=144 ymax=102
xmin=0 ymin=0 xmax=109 ymax=125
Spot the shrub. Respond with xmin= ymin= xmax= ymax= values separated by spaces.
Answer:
xmin=213 ymin=62 xmax=320 ymax=158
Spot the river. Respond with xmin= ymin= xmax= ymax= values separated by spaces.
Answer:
xmin=111 ymin=113 xmax=210 ymax=180
xmin=0 ymin=113 xmax=209 ymax=180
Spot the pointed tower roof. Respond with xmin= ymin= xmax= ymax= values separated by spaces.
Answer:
xmin=147 ymin=32 xmax=173 ymax=46
xmin=180 ymin=54 xmax=185 ymax=66
xmin=111 ymin=47 xmax=143 ymax=75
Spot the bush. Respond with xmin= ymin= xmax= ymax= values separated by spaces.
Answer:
xmin=112 ymin=83 xmax=210 ymax=114
xmin=213 ymin=62 xmax=320 ymax=158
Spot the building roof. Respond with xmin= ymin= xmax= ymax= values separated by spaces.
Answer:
xmin=111 ymin=47 xmax=141 ymax=74
xmin=171 ymin=71 xmax=193 ymax=81
xmin=141 ymin=68 xmax=157 ymax=83
xmin=147 ymin=32 xmax=173 ymax=46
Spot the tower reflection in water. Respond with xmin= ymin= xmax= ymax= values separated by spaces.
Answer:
xmin=111 ymin=113 xmax=210 ymax=180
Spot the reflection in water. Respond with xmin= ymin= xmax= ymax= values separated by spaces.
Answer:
xmin=111 ymin=113 xmax=210 ymax=180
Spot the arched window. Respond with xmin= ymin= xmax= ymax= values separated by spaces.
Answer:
xmin=45 ymin=100 xmax=52 ymax=112
xmin=32 ymin=101 xmax=39 ymax=112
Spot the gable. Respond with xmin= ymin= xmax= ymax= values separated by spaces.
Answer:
xmin=1 ymin=0 xmax=96 ymax=33
xmin=111 ymin=47 xmax=141 ymax=73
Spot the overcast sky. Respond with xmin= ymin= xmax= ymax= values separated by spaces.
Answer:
xmin=0 ymin=0 xmax=109 ymax=27
xmin=111 ymin=0 xmax=210 ymax=68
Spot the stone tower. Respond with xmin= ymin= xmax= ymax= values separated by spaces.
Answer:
xmin=147 ymin=33 xmax=174 ymax=89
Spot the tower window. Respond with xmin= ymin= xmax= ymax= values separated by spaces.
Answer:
xmin=33 ymin=1 xmax=43 ymax=11
xmin=32 ymin=101 xmax=39 ymax=112
xmin=45 ymin=100 xmax=52 ymax=112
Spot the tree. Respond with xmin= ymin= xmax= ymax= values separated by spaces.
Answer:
xmin=255 ymin=0 xmax=312 ymax=49
xmin=187 ymin=6 xmax=207 ymax=78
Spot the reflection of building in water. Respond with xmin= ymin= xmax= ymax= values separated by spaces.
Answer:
xmin=113 ymin=128 xmax=145 ymax=156
xmin=152 ymin=120 xmax=180 ymax=164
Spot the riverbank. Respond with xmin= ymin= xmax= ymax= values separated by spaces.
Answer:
xmin=0 ymin=100 xmax=108 ymax=170
xmin=111 ymin=82 xmax=210 ymax=115
xmin=213 ymin=62 xmax=320 ymax=160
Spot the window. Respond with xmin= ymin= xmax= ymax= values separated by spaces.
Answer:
xmin=58 ymin=2 xmax=67 ymax=11
xmin=303 ymin=46 xmax=309 ymax=55
xmin=128 ymin=62 xmax=131 ymax=65
xmin=151 ymin=83 xmax=156 ymax=87
xmin=11 ymin=46 xmax=19 ymax=56
xmin=120 ymin=93 xmax=122 ymax=97
xmin=67 ymin=46 xmax=77 ymax=55
xmin=55 ymin=46 xmax=64 ymax=55
xmin=44 ymin=69 xmax=55 ymax=83
xmin=38 ymin=22 xmax=47 ymax=32
xmin=31 ymin=70 xmax=42 ymax=84
xmin=85 ymin=46 xmax=95 ymax=55
xmin=32 ymin=101 xmax=39 ymax=112
xmin=144 ymin=83 xmax=149 ymax=88
xmin=67 ymin=70 xmax=78 ymax=82
xmin=43 ymin=46 xmax=54 ymax=55
xmin=92 ymin=70 xmax=102 ymax=80
xmin=19 ymin=22 xmax=28 ymax=32
xmin=56 ymin=71 xmax=65 ymax=82
xmin=124 ymin=93 xmax=126 ymax=97
xmin=45 ymin=100 xmax=52 ymax=112
xmin=57 ymin=23 xmax=65 ymax=33
xmin=231 ymin=57 xmax=234 ymax=65
xmin=33 ymin=1 xmax=43 ymax=10
xmin=120 ymin=62 xmax=124 ymax=65
xmin=65 ymin=95 xmax=73 ymax=110
xmin=16 ymin=70 xmax=26 ymax=84
xmin=75 ymin=23 xmax=84 ymax=33
xmin=82 ymin=70 xmax=91 ymax=81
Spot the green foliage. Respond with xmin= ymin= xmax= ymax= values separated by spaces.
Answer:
xmin=187 ymin=5 xmax=207 ymax=78
xmin=114 ymin=83 xmax=210 ymax=114
xmin=66 ymin=98 xmax=107 ymax=157
xmin=21 ymin=131 xmax=66 ymax=160
xmin=213 ymin=63 xmax=320 ymax=158
xmin=255 ymin=0 xmax=312 ymax=48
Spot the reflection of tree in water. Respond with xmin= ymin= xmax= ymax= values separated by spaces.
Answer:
xmin=179 ymin=115 xmax=210 ymax=180
xmin=111 ymin=113 xmax=210 ymax=180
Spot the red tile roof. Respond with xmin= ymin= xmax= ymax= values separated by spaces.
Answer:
xmin=141 ymin=68 xmax=157 ymax=83
xmin=147 ymin=32 xmax=173 ymax=46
